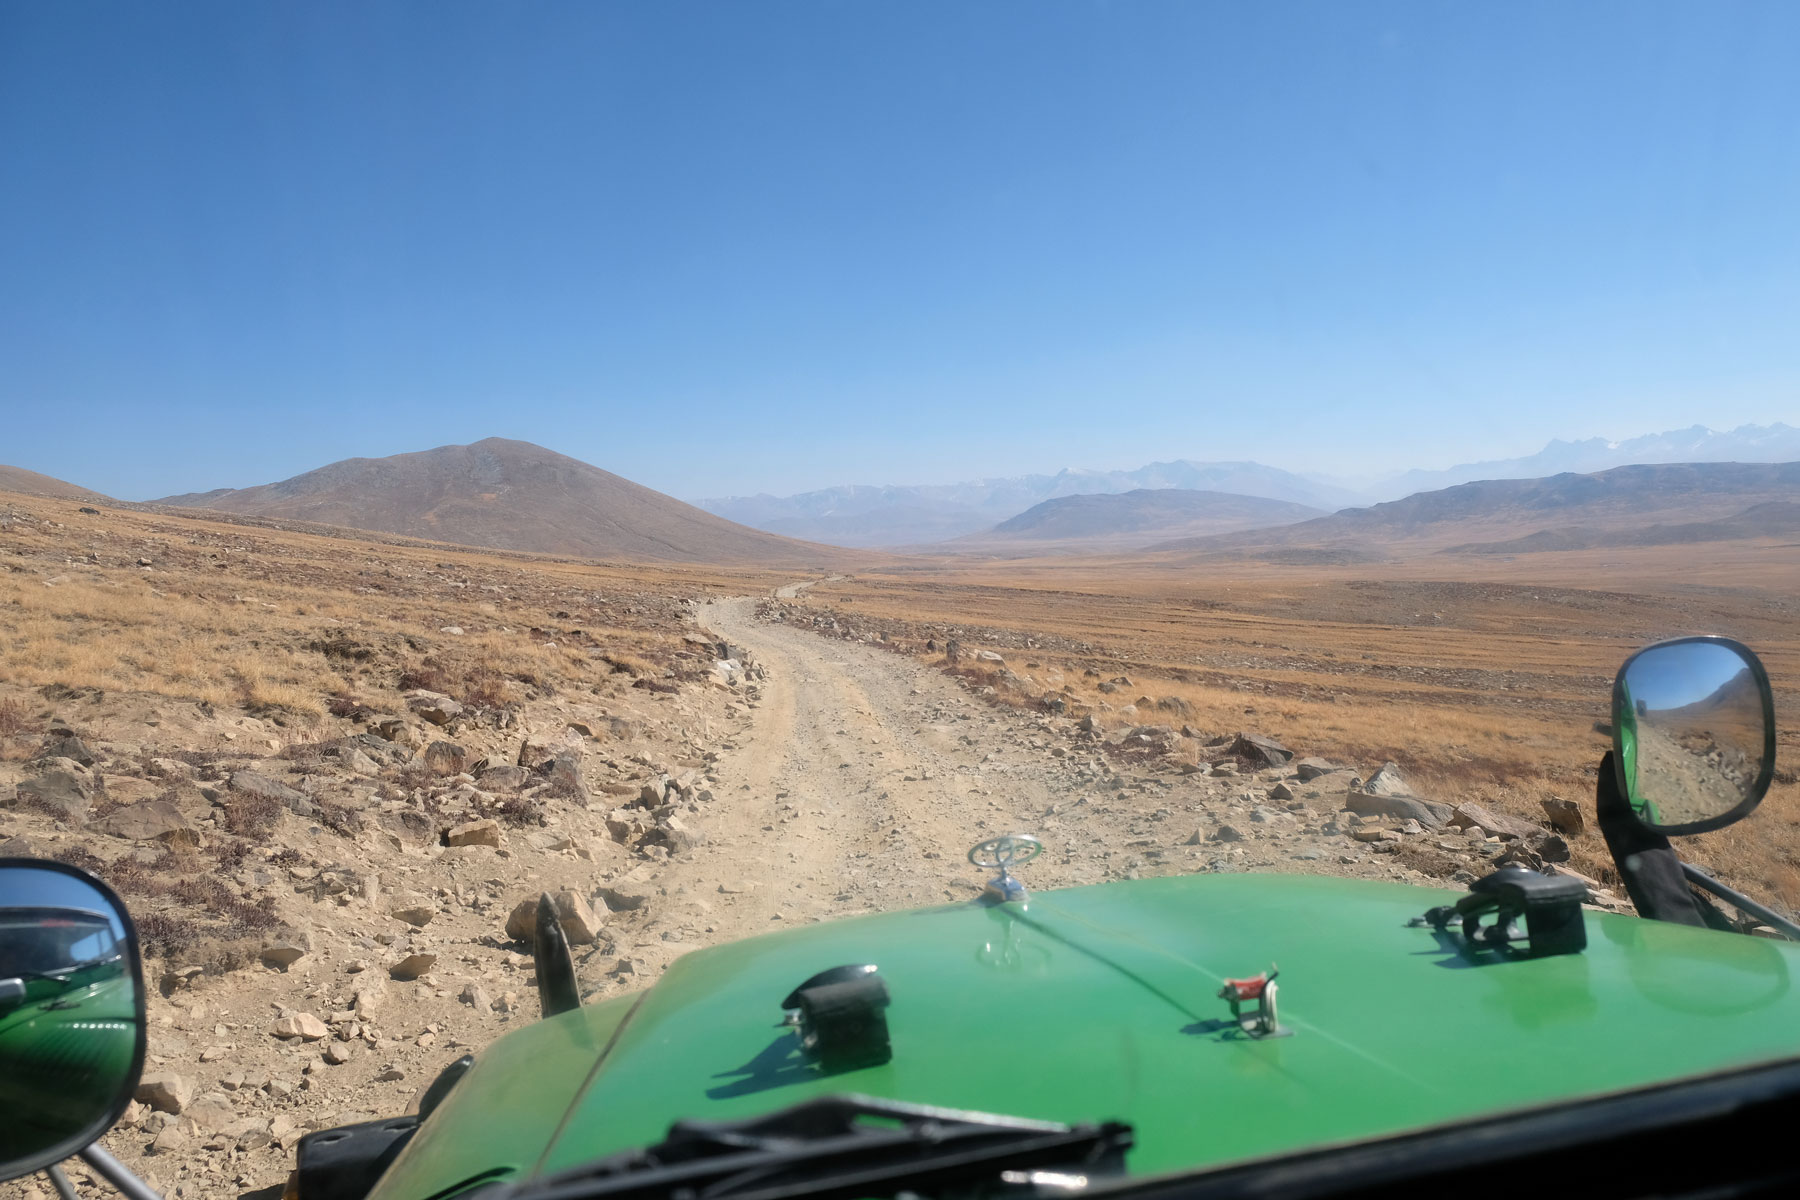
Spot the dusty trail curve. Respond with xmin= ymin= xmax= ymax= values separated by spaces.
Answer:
xmin=687 ymin=591 xmax=1482 ymax=942
xmin=688 ymin=594 xmax=1090 ymax=929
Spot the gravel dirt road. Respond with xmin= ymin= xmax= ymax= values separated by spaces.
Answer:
xmin=690 ymin=595 xmax=1080 ymax=927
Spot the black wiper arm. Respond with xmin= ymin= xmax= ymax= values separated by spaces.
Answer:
xmin=507 ymin=1095 xmax=1133 ymax=1200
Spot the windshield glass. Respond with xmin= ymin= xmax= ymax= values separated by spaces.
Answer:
xmin=3 ymin=3 xmax=1799 ymax=1196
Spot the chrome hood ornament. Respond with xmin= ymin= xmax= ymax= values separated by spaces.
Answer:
xmin=968 ymin=834 xmax=1042 ymax=905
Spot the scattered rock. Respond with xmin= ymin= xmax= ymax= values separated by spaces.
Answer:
xmin=1293 ymin=756 xmax=1340 ymax=781
xmin=89 ymin=799 xmax=195 ymax=845
xmin=423 ymin=740 xmax=470 ymax=777
xmin=597 ymin=885 xmax=650 ymax=912
xmin=135 ymin=1073 xmax=193 ymax=1114
xmin=504 ymin=898 xmax=539 ymax=943
xmin=540 ymin=754 xmax=589 ymax=805
xmin=230 ymin=770 xmax=315 ymax=818
xmin=353 ymin=981 xmax=387 ymax=1017
xmin=270 ymin=1013 xmax=328 ymax=1041
xmin=460 ymin=983 xmax=492 ymax=1014
xmin=322 ymin=1042 xmax=353 ymax=1066
xmin=1229 ymin=731 xmax=1291 ymax=766
xmin=1360 ymin=762 xmax=1415 ymax=797
xmin=1449 ymin=802 xmax=1543 ymax=841
xmin=407 ymin=691 xmax=464 ymax=727
xmin=39 ymin=734 xmax=96 ymax=767
xmin=476 ymin=764 xmax=532 ymax=792
xmin=258 ymin=940 xmax=308 ymax=971
xmin=12 ymin=768 xmax=95 ymax=822
xmin=390 ymin=898 xmax=437 ymax=927
xmin=389 ymin=954 xmax=437 ymax=981
xmin=1213 ymin=824 xmax=1246 ymax=843
xmin=445 ymin=818 xmax=502 ymax=848
xmin=553 ymin=889 xmax=603 ymax=945
xmin=1529 ymin=832 xmax=1572 ymax=863
xmin=1541 ymin=798 xmax=1585 ymax=837
xmin=1345 ymin=792 xmax=1448 ymax=829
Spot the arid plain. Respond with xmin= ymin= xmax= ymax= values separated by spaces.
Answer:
xmin=4 ymin=484 xmax=1800 ymax=1199
xmin=788 ymin=539 xmax=1800 ymax=903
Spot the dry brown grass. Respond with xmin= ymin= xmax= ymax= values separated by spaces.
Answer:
xmin=803 ymin=538 xmax=1800 ymax=906
xmin=0 ymin=494 xmax=792 ymax=726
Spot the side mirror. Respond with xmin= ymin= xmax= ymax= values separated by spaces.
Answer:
xmin=1613 ymin=637 xmax=1777 ymax=836
xmin=0 ymin=858 xmax=146 ymax=1182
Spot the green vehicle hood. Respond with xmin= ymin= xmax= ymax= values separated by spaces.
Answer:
xmin=372 ymin=873 xmax=1800 ymax=1199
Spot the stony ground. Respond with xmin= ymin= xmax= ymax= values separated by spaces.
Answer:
xmin=2 ymin=584 xmax=1615 ymax=1200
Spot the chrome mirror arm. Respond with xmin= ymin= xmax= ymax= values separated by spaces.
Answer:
xmin=1681 ymin=865 xmax=1800 ymax=941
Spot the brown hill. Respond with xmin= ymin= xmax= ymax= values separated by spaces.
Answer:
xmin=0 ymin=464 xmax=107 ymax=501
xmin=155 ymin=438 xmax=855 ymax=566
xmin=1150 ymin=461 xmax=1800 ymax=560
xmin=942 ymin=488 xmax=1324 ymax=555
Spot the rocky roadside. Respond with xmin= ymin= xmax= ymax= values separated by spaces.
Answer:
xmin=749 ymin=594 xmax=1628 ymax=904
xmin=0 ymin=631 xmax=773 ymax=1200
xmin=1 ymin=587 xmax=1632 ymax=1200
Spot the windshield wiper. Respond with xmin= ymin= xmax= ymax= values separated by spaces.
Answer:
xmin=503 ymin=1095 xmax=1133 ymax=1200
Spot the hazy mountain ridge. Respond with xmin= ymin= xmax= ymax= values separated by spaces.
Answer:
xmin=1370 ymin=423 xmax=1800 ymax=500
xmin=1445 ymin=500 xmax=1800 ymax=555
xmin=930 ymin=488 xmax=1324 ymax=555
xmin=154 ymin=438 xmax=852 ymax=566
xmin=699 ymin=461 xmax=1358 ymax=548
xmin=700 ymin=423 xmax=1800 ymax=548
xmin=1152 ymin=461 xmax=1800 ymax=557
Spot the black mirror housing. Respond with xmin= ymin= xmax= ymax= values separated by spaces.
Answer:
xmin=1612 ymin=636 xmax=1777 ymax=837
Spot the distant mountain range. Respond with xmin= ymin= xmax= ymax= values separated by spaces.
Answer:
xmin=1365 ymin=423 xmax=1800 ymax=501
xmin=942 ymin=489 xmax=1324 ymax=555
xmin=152 ymin=438 xmax=852 ymax=566
xmin=1152 ymin=461 xmax=1800 ymax=559
xmin=699 ymin=461 xmax=1359 ymax=548
xmin=699 ymin=422 xmax=1800 ymax=549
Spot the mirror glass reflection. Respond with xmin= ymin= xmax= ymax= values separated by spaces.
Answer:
xmin=0 ymin=865 xmax=141 ymax=1172
xmin=1618 ymin=640 xmax=1772 ymax=829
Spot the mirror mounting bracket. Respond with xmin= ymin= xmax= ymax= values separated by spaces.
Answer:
xmin=1416 ymin=865 xmax=1589 ymax=958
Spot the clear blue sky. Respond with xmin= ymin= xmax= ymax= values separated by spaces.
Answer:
xmin=2 ymin=1 xmax=1797 ymax=502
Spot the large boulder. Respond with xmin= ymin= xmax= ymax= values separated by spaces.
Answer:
xmin=13 ymin=768 xmax=95 ymax=822
xmin=444 ymin=818 xmax=501 ymax=848
xmin=1449 ymin=802 xmax=1544 ymax=841
xmin=406 ymin=691 xmax=463 ymax=727
xmin=1540 ymin=798 xmax=1585 ymax=836
xmin=135 ymin=1072 xmax=193 ymax=1114
xmin=269 ymin=1013 xmax=328 ymax=1041
xmin=38 ymin=734 xmax=95 ymax=768
xmin=1230 ymin=731 xmax=1292 ymax=767
xmin=1360 ymin=762 xmax=1414 ymax=797
xmin=89 ymin=799 xmax=195 ymax=845
xmin=538 ymin=754 xmax=588 ymax=806
xmin=422 ymin=740 xmax=470 ymax=777
xmin=552 ymin=889 xmax=603 ymax=945
xmin=475 ymin=764 xmax=531 ymax=792
xmin=1344 ymin=792 xmax=1449 ymax=828
xmin=230 ymin=770 xmax=316 ymax=818
xmin=388 ymin=954 xmax=436 ymax=981
xmin=349 ymin=732 xmax=412 ymax=767
xmin=1293 ymin=756 xmax=1342 ymax=781
xmin=504 ymin=891 xmax=603 ymax=945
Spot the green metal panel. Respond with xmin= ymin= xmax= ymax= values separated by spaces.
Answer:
xmin=374 ymin=873 xmax=1800 ymax=1197
xmin=367 ymin=991 xmax=642 ymax=1200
